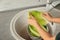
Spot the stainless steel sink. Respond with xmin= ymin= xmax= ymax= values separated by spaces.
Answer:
xmin=10 ymin=7 xmax=58 ymax=40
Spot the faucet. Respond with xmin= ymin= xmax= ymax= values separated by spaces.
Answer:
xmin=46 ymin=0 xmax=60 ymax=11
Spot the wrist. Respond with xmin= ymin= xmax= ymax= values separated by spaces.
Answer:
xmin=50 ymin=17 xmax=54 ymax=22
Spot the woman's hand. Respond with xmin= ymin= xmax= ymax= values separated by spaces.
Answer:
xmin=28 ymin=16 xmax=38 ymax=27
xmin=43 ymin=12 xmax=53 ymax=22
xmin=28 ymin=14 xmax=55 ymax=40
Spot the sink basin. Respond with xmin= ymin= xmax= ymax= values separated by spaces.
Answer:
xmin=10 ymin=7 xmax=56 ymax=40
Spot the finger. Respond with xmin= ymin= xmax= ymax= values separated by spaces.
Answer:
xmin=28 ymin=19 xmax=33 ymax=24
xmin=43 ymin=12 xmax=48 ymax=15
xmin=43 ymin=14 xmax=47 ymax=16
xmin=43 ymin=12 xmax=52 ymax=17
xmin=48 ymin=13 xmax=52 ymax=17
xmin=44 ymin=12 xmax=52 ymax=17
xmin=29 ymin=13 xmax=35 ymax=19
